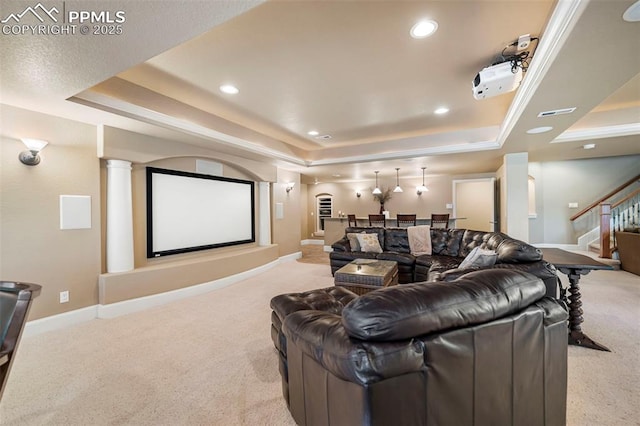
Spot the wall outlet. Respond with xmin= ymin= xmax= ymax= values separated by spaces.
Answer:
xmin=59 ymin=290 xmax=69 ymax=303
xmin=446 ymin=203 xmax=453 ymax=209
xmin=568 ymin=202 xmax=579 ymax=209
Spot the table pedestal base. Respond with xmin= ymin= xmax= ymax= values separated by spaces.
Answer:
xmin=568 ymin=330 xmax=610 ymax=351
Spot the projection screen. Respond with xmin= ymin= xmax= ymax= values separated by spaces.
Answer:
xmin=146 ymin=167 xmax=255 ymax=258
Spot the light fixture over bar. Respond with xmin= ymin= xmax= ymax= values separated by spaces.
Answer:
xmin=393 ymin=168 xmax=403 ymax=193
xmin=416 ymin=167 xmax=429 ymax=195
xmin=372 ymin=171 xmax=382 ymax=195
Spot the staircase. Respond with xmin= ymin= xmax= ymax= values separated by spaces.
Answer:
xmin=572 ymin=175 xmax=640 ymax=259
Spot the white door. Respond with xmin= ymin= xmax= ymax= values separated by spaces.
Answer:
xmin=453 ymin=178 xmax=496 ymax=232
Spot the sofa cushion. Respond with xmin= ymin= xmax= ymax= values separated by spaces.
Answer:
xmin=459 ymin=246 xmax=498 ymax=269
xmin=426 ymin=256 xmax=464 ymax=281
xmin=271 ymin=286 xmax=358 ymax=323
xmin=377 ymin=251 xmax=416 ymax=266
xmin=458 ymin=230 xmax=499 ymax=257
xmin=330 ymin=250 xmax=378 ymax=262
xmin=430 ymin=228 xmax=465 ymax=256
xmin=383 ymin=227 xmax=411 ymax=253
xmin=342 ymin=269 xmax=546 ymax=341
xmin=357 ymin=233 xmax=383 ymax=253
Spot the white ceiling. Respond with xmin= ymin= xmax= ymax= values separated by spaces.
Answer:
xmin=1 ymin=0 xmax=639 ymax=184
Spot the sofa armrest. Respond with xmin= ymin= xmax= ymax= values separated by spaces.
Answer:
xmin=342 ymin=269 xmax=546 ymax=341
xmin=496 ymin=239 xmax=543 ymax=263
xmin=331 ymin=236 xmax=350 ymax=252
xmin=283 ymin=310 xmax=424 ymax=385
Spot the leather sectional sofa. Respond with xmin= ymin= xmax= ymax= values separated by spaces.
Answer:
xmin=272 ymin=269 xmax=568 ymax=425
xmin=330 ymin=226 xmax=559 ymax=298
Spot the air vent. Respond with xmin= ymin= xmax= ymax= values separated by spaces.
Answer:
xmin=315 ymin=135 xmax=332 ymax=140
xmin=537 ymin=107 xmax=576 ymax=117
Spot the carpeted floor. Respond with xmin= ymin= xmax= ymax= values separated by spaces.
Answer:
xmin=1 ymin=253 xmax=638 ymax=425
xmin=295 ymin=243 xmax=329 ymax=265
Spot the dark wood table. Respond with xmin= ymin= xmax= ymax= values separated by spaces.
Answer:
xmin=541 ymin=248 xmax=614 ymax=351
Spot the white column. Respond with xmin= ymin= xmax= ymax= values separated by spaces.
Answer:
xmin=106 ymin=159 xmax=134 ymax=273
xmin=258 ymin=181 xmax=271 ymax=245
xmin=503 ymin=153 xmax=530 ymax=242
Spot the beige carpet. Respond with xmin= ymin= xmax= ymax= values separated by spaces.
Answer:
xmin=1 ymin=257 xmax=638 ymax=425
xmin=295 ymin=243 xmax=329 ymax=265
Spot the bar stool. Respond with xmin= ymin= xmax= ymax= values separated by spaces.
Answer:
xmin=396 ymin=214 xmax=417 ymax=227
xmin=430 ymin=213 xmax=450 ymax=229
xmin=368 ymin=214 xmax=386 ymax=227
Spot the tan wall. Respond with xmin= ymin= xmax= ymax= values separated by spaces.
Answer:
xmin=272 ymin=169 xmax=302 ymax=256
xmin=0 ymin=105 xmax=101 ymax=320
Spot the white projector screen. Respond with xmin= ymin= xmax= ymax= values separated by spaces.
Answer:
xmin=146 ymin=167 xmax=255 ymax=258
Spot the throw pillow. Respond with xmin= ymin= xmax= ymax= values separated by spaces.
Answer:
xmin=458 ymin=246 xmax=497 ymax=269
xmin=356 ymin=233 xmax=383 ymax=254
xmin=347 ymin=232 xmax=363 ymax=252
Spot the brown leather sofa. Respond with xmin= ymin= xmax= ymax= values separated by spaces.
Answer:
xmin=330 ymin=226 xmax=559 ymax=298
xmin=276 ymin=269 xmax=568 ymax=425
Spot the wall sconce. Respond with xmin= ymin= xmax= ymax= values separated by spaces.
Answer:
xmin=19 ymin=138 xmax=48 ymax=166
xmin=356 ymin=190 xmax=361 ymax=198
xmin=416 ymin=167 xmax=429 ymax=195
xmin=285 ymin=182 xmax=295 ymax=193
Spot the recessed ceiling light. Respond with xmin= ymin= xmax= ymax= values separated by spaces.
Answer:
xmin=219 ymin=84 xmax=239 ymax=94
xmin=410 ymin=20 xmax=438 ymax=39
xmin=583 ymin=143 xmax=596 ymax=150
xmin=623 ymin=0 xmax=640 ymax=21
xmin=434 ymin=107 xmax=449 ymax=115
xmin=307 ymin=130 xmax=319 ymax=136
xmin=526 ymin=126 xmax=553 ymax=134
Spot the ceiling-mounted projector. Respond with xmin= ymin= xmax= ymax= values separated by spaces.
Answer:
xmin=472 ymin=62 xmax=523 ymax=100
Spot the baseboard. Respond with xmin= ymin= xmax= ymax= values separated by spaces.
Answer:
xmin=533 ymin=243 xmax=580 ymax=250
xmin=301 ymin=239 xmax=324 ymax=245
xmin=279 ymin=251 xmax=302 ymax=262
xmin=24 ymin=255 xmax=298 ymax=336
xmin=23 ymin=306 xmax=98 ymax=338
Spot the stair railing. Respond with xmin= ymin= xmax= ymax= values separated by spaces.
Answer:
xmin=570 ymin=174 xmax=639 ymax=258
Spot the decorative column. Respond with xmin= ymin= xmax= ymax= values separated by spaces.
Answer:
xmin=106 ymin=159 xmax=134 ymax=273
xmin=258 ymin=181 xmax=271 ymax=246
xmin=502 ymin=152 xmax=529 ymax=242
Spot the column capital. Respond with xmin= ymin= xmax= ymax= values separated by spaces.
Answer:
xmin=106 ymin=159 xmax=132 ymax=170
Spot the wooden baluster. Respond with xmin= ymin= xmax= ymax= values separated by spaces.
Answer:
xmin=600 ymin=203 xmax=611 ymax=258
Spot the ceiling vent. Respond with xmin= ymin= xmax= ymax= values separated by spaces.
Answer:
xmin=537 ymin=107 xmax=576 ymax=117
xmin=315 ymin=135 xmax=332 ymax=140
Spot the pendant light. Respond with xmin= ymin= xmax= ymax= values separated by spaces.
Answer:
xmin=393 ymin=168 xmax=403 ymax=193
xmin=416 ymin=167 xmax=429 ymax=195
xmin=372 ymin=171 xmax=382 ymax=195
